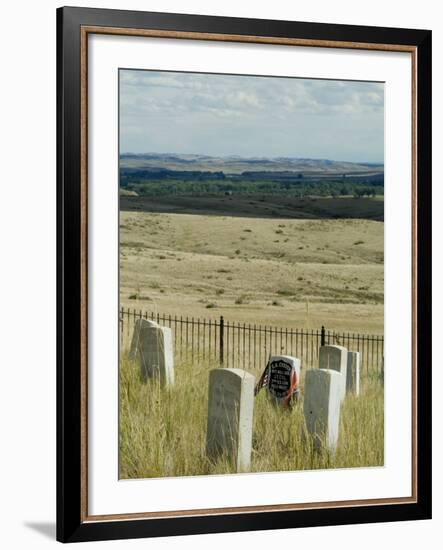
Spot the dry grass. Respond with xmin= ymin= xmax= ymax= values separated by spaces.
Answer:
xmin=119 ymin=197 xmax=384 ymax=479
xmin=120 ymin=210 xmax=384 ymax=333
xmin=119 ymin=353 xmax=384 ymax=479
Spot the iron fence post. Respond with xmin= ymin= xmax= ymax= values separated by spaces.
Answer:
xmin=120 ymin=308 xmax=382 ymax=374
xmin=219 ymin=315 xmax=224 ymax=365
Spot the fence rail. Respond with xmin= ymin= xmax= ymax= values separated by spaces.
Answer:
xmin=120 ymin=308 xmax=384 ymax=376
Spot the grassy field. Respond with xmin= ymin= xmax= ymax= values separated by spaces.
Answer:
xmin=119 ymin=194 xmax=384 ymax=479
xmin=120 ymin=195 xmax=384 ymax=333
xmin=119 ymin=353 xmax=384 ymax=479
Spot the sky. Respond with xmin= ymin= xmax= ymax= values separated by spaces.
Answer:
xmin=119 ymin=69 xmax=384 ymax=163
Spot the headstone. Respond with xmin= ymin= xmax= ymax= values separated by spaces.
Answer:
xmin=346 ymin=351 xmax=360 ymax=396
xmin=206 ymin=368 xmax=255 ymax=472
xmin=303 ymin=368 xmax=342 ymax=451
xmin=267 ymin=355 xmax=301 ymax=408
xmin=129 ymin=317 xmax=159 ymax=359
xmin=319 ymin=344 xmax=348 ymax=400
xmin=132 ymin=319 xmax=174 ymax=386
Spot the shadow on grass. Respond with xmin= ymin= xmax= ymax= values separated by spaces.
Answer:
xmin=120 ymin=195 xmax=384 ymax=221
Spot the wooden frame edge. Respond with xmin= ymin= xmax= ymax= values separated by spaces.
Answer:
xmin=84 ymin=496 xmax=416 ymax=523
xmin=80 ymin=25 xmax=89 ymax=524
xmin=81 ymin=25 xmax=417 ymax=52
xmin=411 ymin=48 xmax=418 ymax=503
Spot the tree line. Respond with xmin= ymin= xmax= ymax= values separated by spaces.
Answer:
xmin=120 ymin=174 xmax=383 ymax=198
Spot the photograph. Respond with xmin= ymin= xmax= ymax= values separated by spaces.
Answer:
xmin=118 ymin=68 xmax=385 ymax=479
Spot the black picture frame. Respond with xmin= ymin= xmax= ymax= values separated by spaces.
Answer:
xmin=57 ymin=6 xmax=432 ymax=543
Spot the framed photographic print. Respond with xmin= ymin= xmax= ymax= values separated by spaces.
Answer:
xmin=57 ymin=6 xmax=432 ymax=543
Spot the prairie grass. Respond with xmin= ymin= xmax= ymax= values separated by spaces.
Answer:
xmin=119 ymin=210 xmax=384 ymax=333
xmin=119 ymin=353 xmax=383 ymax=479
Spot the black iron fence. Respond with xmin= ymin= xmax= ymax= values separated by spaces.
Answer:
xmin=120 ymin=308 xmax=384 ymax=376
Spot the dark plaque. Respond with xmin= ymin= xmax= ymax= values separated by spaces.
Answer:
xmin=268 ymin=359 xmax=293 ymax=399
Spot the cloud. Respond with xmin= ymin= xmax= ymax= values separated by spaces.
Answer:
xmin=119 ymin=69 xmax=384 ymax=161
xmin=120 ymin=70 xmax=384 ymax=120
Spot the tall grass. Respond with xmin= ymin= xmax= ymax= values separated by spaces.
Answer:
xmin=119 ymin=353 xmax=383 ymax=479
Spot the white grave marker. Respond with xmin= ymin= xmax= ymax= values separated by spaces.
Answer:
xmin=267 ymin=355 xmax=301 ymax=407
xmin=304 ymin=368 xmax=342 ymax=451
xmin=319 ymin=344 xmax=348 ymax=400
xmin=346 ymin=351 xmax=360 ymax=396
xmin=131 ymin=319 xmax=174 ymax=386
xmin=129 ymin=317 xmax=159 ymax=359
xmin=206 ymin=368 xmax=255 ymax=472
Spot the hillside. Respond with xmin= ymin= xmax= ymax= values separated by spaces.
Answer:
xmin=120 ymin=152 xmax=384 ymax=176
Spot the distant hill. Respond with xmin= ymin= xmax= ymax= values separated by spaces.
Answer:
xmin=120 ymin=153 xmax=384 ymax=199
xmin=120 ymin=153 xmax=383 ymax=177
